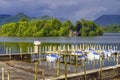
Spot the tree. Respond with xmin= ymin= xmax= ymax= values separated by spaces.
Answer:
xmin=20 ymin=16 xmax=28 ymax=22
xmin=75 ymin=21 xmax=82 ymax=36
xmin=89 ymin=31 xmax=97 ymax=36
xmin=0 ymin=18 xmax=103 ymax=37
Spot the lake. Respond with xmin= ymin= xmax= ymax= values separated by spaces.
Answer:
xmin=0 ymin=33 xmax=120 ymax=43
xmin=0 ymin=33 xmax=120 ymax=72
xmin=0 ymin=33 xmax=120 ymax=53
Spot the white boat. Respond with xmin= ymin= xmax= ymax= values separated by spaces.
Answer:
xmin=103 ymin=50 xmax=112 ymax=58
xmin=78 ymin=55 xmax=87 ymax=61
xmin=46 ymin=54 xmax=59 ymax=63
xmin=34 ymin=41 xmax=41 ymax=45
xmin=84 ymin=48 xmax=95 ymax=53
xmin=87 ymin=51 xmax=100 ymax=60
xmin=111 ymin=49 xmax=118 ymax=54
xmin=71 ymin=51 xmax=83 ymax=56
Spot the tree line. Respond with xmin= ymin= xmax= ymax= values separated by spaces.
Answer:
xmin=102 ymin=25 xmax=120 ymax=33
xmin=0 ymin=18 xmax=103 ymax=37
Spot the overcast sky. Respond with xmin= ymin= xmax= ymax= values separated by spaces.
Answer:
xmin=0 ymin=0 xmax=120 ymax=21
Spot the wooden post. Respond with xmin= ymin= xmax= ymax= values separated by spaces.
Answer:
xmin=99 ymin=57 xmax=103 ymax=80
xmin=80 ymin=44 xmax=81 ymax=51
xmin=83 ymin=44 xmax=85 ymax=50
xmin=93 ymin=59 xmax=95 ymax=68
xmin=34 ymin=61 xmax=38 ymax=80
xmin=64 ymin=54 xmax=67 ymax=80
xmin=84 ymin=60 xmax=86 ymax=80
xmin=2 ymin=67 xmax=5 ymax=80
xmin=34 ymin=40 xmax=41 ymax=62
xmin=75 ymin=55 xmax=78 ymax=73
xmin=117 ymin=53 xmax=119 ymax=65
xmin=42 ymin=69 xmax=45 ymax=80
xmin=34 ymin=45 xmax=39 ymax=53
xmin=6 ymin=48 xmax=8 ymax=54
xmin=34 ymin=41 xmax=41 ymax=53
xmin=8 ymin=48 xmax=11 ymax=80
xmin=115 ymin=53 xmax=119 ymax=65
xmin=69 ymin=55 xmax=71 ymax=64
xmin=8 ymin=48 xmax=12 ymax=61
xmin=38 ymin=46 xmax=40 ymax=63
xmin=7 ymin=69 xmax=10 ymax=80
xmin=30 ymin=47 xmax=33 ymax=63
xmin=20 ymin=47 xmax=22 ymax=60
xmin=57 ymin=53 xmax=60 ymax=76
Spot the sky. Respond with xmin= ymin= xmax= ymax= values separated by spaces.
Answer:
xmin=0 ymin=0 xmax=120 ymax=22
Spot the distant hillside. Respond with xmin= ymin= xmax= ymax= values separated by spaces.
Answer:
xmin=0 ymin=14 xmax=11 ymax=24
xmin=0 ymin=13 xmax=53 ymax=25
xmin=35 ymin=15 xmax=54 ymax=20
xmin=0 ymin=13 xmax=28 ymax=25
xmin=94 ymin=15 xmax=120 ymax=26
xmin=0 ymin=14 xmax=11 ymax=19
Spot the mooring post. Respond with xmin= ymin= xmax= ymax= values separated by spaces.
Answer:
xmin=34 ymin=45 xmax=39 ymax=54
xmin=75 ymin=55 xmax=78 ymax=73
xmin=6 ymin=48 xmax=8 ymax=54
xmin=64 ymin=54 xmax=67 ymax=80
xmin=2 ymin=67 xmax=5 ymax=80
xmin=34 ymin=41 xmax=41 ymax=80
xmin=117 ymin=53 xmax=119 ymax=65
xmin=7 ymin=68 xmax=10 ymax=80
xmin=7 ymin=48 xmax=11 ymax=80
xmin=115 ymin=53 xmax=119 ymax=65
xmin=30 ymin=47 xmax=33 ymax=63
xmin=20 ymin=47 xmax=22 ymax=60
xmin=57 ymin=53 xmax=60 ymax=76
xmin=99 ymin=57 xmax=103 ymax=80
xmin=42 ymin=69 xmax=45 ymax=80
xmin=34 ymin=61 xmax=38 ymax=80
xmin=84 ymin=60 xmax=86 ymax=80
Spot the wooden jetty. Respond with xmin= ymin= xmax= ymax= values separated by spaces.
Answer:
xmin=0 ymin=53 xmax=34 ymax=61
xmin=0 ymin=43 xmax=119 ymax=80
xmin=46 ymin=64 xmax=120 ymax=80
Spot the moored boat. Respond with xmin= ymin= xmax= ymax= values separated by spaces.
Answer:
xmin=46 ymin=54 xmax=59 ymax=62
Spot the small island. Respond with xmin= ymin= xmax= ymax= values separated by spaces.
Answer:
xmin=0 ymin=17 xmax=103 ymax=37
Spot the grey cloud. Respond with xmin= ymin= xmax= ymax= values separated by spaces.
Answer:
xmin=0 ymin=0 xmax=120 ymax=21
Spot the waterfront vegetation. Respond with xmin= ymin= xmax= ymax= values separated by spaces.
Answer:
xmin=102 ymin=25 xmax=120 ymax=33
xmin=0 ymin=18 xmax=103 ymax=37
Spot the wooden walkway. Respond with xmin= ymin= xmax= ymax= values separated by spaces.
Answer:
xmin=45 ymin=64 xmax=120 ymax=80
xmin=0 ymin=53 xmax=34 ymax=61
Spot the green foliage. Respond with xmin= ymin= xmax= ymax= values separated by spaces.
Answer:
xmin=77 ymin=19 xmax=103 ymax=36
xmin=20 ymin=16 xmax=28 ymax=22
xmin=0 ymin=18 xmax=103 ymax=37
xmin=102 ymin=25 xmax=120 ymax=33
xmin=89 ymin=31 xmax=97 ymax=36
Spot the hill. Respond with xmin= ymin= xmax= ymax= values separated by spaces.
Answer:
xmin=0 ymin=13 xmax=29 ymax=25
xmin=0 ymin=14 xmax=11 ymax=24
xmin=94 ymin=15 xmax=120 ymax=26
xmin=0 ymin=14 xmax=11 ymax=19
xmin=0 ymin=13 xmax=53 ymax=25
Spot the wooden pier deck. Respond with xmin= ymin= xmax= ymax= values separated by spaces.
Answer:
xmin=0 ymin=53 xmax=33 ymax=61
xmin=45 ymin=64 xmax=120 ymax=80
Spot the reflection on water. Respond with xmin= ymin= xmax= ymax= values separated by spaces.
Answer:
xmin=0 ymin=33 xmax=120 ymax=43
